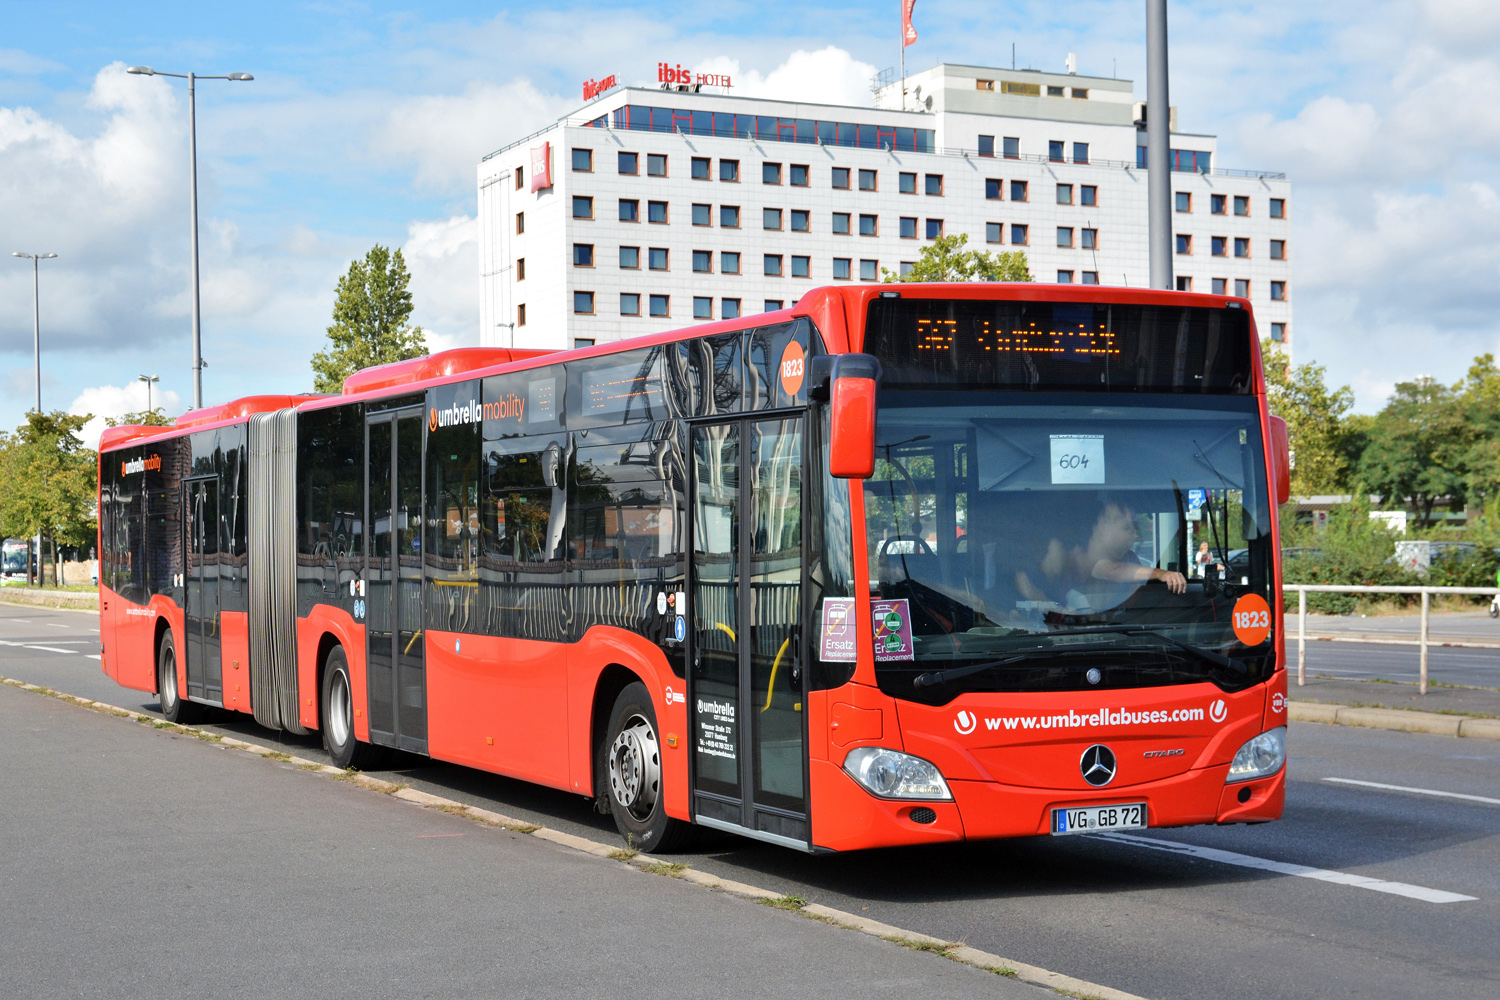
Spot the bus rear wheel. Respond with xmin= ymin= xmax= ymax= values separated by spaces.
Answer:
xmin=157 ymin=632 xmax=201 ymax=725
xmin=321 ymin=647 xmax=382 ymax=770
xmin=599 ymin=681 xmax=692 ymax=853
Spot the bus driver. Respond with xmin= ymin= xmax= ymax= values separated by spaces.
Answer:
xmin=1015 ymin=502 xmax=1188 ymax=615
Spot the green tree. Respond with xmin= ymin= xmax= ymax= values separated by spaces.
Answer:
xmin=105 ymin=410 xmax=173 ymax=427
xmin=1261 ymin=342 xmax=1356 ymax=494
xmin=0 ymin=412 xmax=98 ymax=586
xmin=310 ymin=245 xmax=427 ymax=393
xmin=881 ymin=233 xmax=1033 ymax=283
xmin=1448 ymin=354 xmax=1500 ymax=510
xmin=1356 ymin=375 xmax=1463 ymax=523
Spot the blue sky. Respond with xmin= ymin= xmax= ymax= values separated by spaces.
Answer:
xmin=4 ymin=1 xmax=1500 ymax=442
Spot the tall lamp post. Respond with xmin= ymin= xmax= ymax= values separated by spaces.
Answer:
xmin=126 ymin=65 xmax=253 ymax=410
xmin=12 ymin=251 xmax=57 ymax=586
xmin=138 ymin=374 xmax=160 ymax=418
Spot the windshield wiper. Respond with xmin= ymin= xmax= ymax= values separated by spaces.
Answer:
xmin=1038 ymin=624 xmax=1247 ymax=675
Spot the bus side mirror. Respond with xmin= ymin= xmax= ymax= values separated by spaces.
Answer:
xmin=1268 ymin=415 xmax=1291 ymax=505
xmin=827 ymin=354 xmax=881 ymax=479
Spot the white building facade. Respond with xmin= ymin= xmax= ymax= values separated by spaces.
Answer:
xmin=478 ymin=63 xmax=1292 ymax=352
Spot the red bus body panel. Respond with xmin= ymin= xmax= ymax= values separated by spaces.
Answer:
xmin=221 ymin=611 xmax=252 ymax=714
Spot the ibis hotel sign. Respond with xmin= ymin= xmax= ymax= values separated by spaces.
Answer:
xmin=582 ymin=74 xmax=619 ymax=101
xmin=658 ymin=62 xmax=732 ymax=89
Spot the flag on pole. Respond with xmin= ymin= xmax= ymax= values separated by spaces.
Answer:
xmin=903 ymin=0 xmax=918 ymax=47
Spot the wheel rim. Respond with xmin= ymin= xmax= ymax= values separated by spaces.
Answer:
xmin=329 ymin=669 xmax=352 ymax=748
xmin=608 ymin=713 xmax=661 ymax=822
xmin=161 ymin=651 xmax=177 ymax=711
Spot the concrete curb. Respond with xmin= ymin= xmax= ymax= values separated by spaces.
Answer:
xmin=0 ymin=673 xmax=1149 ymax=1000
xmin=0 ymin=595 xmax=98 ymax=614
xmin=1289 ymin=700 xmax=1498 ymax=741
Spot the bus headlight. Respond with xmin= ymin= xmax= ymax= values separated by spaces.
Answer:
xmin=1226 ymin=726 xmax=1286 ymax=783
xmin=843 ymin=747 xmax=952 ymax=801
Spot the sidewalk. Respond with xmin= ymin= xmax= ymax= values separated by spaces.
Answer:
xmin=1291 ymin=673 xmax=1500 ymax=718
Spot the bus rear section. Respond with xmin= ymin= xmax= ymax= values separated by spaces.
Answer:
xmin=804 ymin=288 xmax=1288 ymax=851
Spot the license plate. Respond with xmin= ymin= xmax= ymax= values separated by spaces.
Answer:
xmin=1051 ymin=802 xmax=1147 ymax=835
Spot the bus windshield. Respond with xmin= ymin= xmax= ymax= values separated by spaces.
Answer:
xmin=2 ymin=541 xmax=26 ymax=576
xmin=863 ymin=298 xmax=1274 ymax=701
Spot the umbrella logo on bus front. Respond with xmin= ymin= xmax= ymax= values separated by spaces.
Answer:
xmin=954 ymin=710 xmax=977 ymax=735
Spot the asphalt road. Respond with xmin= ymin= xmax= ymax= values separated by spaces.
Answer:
xmin=3 ymin=604 xmax=1498 ymax=1000
xmin=1301 ymin=639 xmax=1500 ymax=688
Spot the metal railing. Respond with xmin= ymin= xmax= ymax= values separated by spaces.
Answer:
xmin=1285 ymin=585 xmax=1500 ymax=694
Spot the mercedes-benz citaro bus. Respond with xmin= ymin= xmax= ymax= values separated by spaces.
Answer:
xmin=97 ymin=284 xmax=1290 ymax=853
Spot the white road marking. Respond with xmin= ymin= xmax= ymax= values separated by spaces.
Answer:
xmin=85 ymin=654 xmax=101 ymax=660
xmin=22 ymin=645 xmax=76 ymax=654
xmin=1324 ymin=777 xmax=1500 ymax=807
xmin=1095 ymin=831 xmax=1476 ymax=904
xmin=6 ymin=618 xmax=31 ymax=623
xmin=43 ymin=622 xmax=71 ymax=628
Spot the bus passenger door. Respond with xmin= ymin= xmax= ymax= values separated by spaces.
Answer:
xmin=184 ymin=478 xmax=222 ymax=704
xmin=688 ymin=415 xmax=808 ymax=848
xmin=365 ymin=409 xmax=428 ymax=753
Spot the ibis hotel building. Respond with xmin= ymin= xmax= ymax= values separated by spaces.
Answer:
xmin=477 ymin=62 xmax=1292 ymax=351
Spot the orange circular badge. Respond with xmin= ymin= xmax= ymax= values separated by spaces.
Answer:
xmin=1231 ymin=593 xmax=1271 ymax=646
xmin=779 ymin=340 xmax=806 ymax=397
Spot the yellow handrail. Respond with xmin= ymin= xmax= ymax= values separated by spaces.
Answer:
xmin=714 ymin=622 xmax=736 ymax=642
xmin=761 ymin=637 xmax=791 ymax=713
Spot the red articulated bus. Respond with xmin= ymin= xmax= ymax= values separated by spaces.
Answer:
xmin=98 ymin=284 xmax=1290 ymax=852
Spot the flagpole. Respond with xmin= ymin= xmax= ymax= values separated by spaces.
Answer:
xmin=900 ymin=0 xmax=906 ymax=110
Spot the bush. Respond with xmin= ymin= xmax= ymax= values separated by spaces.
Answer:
xmin=1280 ymin=498 xmax=1418 ymax=613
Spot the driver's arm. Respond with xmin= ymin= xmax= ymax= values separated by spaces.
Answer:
xmin=1092 ymin=559 xmax=1187 ymax=595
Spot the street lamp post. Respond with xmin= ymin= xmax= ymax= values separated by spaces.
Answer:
xmin=126 ymin=65 xmax=253 ymax=410
xmin=11 ymin=251 xmax=56 ymax=587
xmin=138 ymin=374 xmax=160 ymax=417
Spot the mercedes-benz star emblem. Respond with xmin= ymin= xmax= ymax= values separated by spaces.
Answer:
xmin=1080 ymin=744 xmax=1117 ymax=787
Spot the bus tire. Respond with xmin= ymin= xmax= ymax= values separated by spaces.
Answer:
xmin=157 ymin=632 xmax=201 ymax=725
xmin=599 ymin=681 xmax=693 ymax=853
xmin=321 ymin=647 xmax=382 ymax=770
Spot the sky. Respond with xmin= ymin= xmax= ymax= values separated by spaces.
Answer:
xmin=3 ymin=0 xmax=1500 ymax=445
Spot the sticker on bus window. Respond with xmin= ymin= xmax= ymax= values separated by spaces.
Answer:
xmin=820 ymin=597 xmax=857 ymax=662
xmin=871 ymin=598 xmax=914 ymax=662
xmin=1050 ymin=434 xmax=1105 ymax=484
xmin=1231 ymin=593 xmax=1271 ymax=646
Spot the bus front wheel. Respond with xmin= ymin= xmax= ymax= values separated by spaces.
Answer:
xmin=157 ymin=632 xmax=201 ymax=725
xmin=599 ymin=681 xmax=692 ymax=853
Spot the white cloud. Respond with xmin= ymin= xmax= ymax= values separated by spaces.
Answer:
xmin=69 ymin=382 xmax=183 ymax=451
xmin=404 ymin=214 xmax=479 ymax=350
xmin=693 ymin=47 xmax=879 ymax=108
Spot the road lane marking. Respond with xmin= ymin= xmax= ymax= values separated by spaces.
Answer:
xmin=1094 ymin=831 xmax=1476 ymax=904
xmin=6 ymin=618 xmax=31 ymax=623
xmin=43 ymin=622 xmax=71 ymax=628
xmin=1324 ymin=777 xmax=1500 ymax=806
xmin=22 ymin=645 xmax=77 ymax=654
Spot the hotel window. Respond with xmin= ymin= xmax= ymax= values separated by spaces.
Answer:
xmin=764 ymin=300 xmax=783 ymax=312
xmin=1011 ymin=224 xmax=1028 ymax=245
xmin=1234 ymin=195 xmax=1250 ymax=216
xmin=721 ymin=252 xmax=741 ymax=274
xmin=618 ymin=152 xmax=638 ymax=174
xmin=791 ymin=209 xmax=810 ymax=232
xmin=619 ymin=199 xmax=639 ymax=222
xmin=647 ymin=154 xmax=667 ymax=176
xmin=572 ymin=196 xmax=593 ymax=219
xmin=647 ymin=201 xmax=668 ymax=223
xmin=1271 ymin=323 xmax=1286 ymax=342
xmin=1073 ymin=142 xmax=1089 ymax=164
xmin=899 ymin=261 xmax=915 ymax=277
xmin=516 ymin=258 xmax=525 ymax=281
xmin=925 ymin=219 xmax=944 ymax=239
xmin=648 ymin=248 xmax=669 ymax=270
xmin=573 ymin=243 xmax=594 ymax=266
xmin=1003 ymin=136 xmax=1019 ymax=158
xmin=763 ymin=162 xmax=782 ymax=184
xmin=792 ymin=255 xmax=810 ymax=278
xmin=1176 ymin=276 xmax=1193 ymax=292
xmin=572 ymin=148 xmax=592 ymax=171
xmin=986 ymin=178 xmax=1002 ymax=200
xmin=1081 ymin=228 xmax=1097 ymax=250
xmin=1081 ymin=271 xmax=1098 ymax=285
xmin=986 ymin=222 xmax=1002 ymax=244
xmin=619 ymin=246 xmax=640 ymax=268
xmin=925 ymin=174 xmax=943 ymax=196
xmin=1176 ymin=234 xmax=1192 ymax=254
xmin=832 ymin=212 xmax=851 ymax=235
xmin=1234 ymin=279 xmax=1250 ymax=297
xmin=764 ymin=254 xmax=783 ymax=276
xmin=1081 ymin=185 xmax=1097 ymax=206
xmin=692 ymin=203 xmax=711 ymax=226
xmin=858 ymin=169 xmax=877 ymax=191
xmin=720 ymin=205 xmax=740 ymax=228
xmin=1211 ymin=194 xmax=1227 ymax=214
xmin=515 ymin=166 xmax=524 ymax=190
xmin=860 ymin=259 xmax=878 ymax=281
xmin=1212 ymin=278 xmax=1227 ymax=295
xmin=515 ymin=212 xmax=524 ymax=233
xmin=691 ymin=157 xmax=710 ymax=180
xmin=693 ymin=250 xmax=712 ymax=273
xmin=574 ymin=291 xmax=595 ymax=314
xmin=859 ymin=214 xmax=878 ymax=236
xmin=832 ymin=167 xmax=850 ymax=189
xmin=976 ymin=80 xmax=995 ymax=91
xmin=1271 ymin=281 xmax=1286 ymax=301
xmin=900 ymin=217 xmax=917 ymax=238
xmin=899 ymin=172 xmax=917 ymax=194
xmin=575 ymin=337 xmax=595 ymax=349
xmin=720 ymin=159 xmax=739 ymax=182
xmin=649 ymin=294 xmax=669 ymax=317
xmin=722 ymin=298 xmax=741 ymax=319
xmin=1175 ymin=192 xmax=1192 ymax=212
xmin=1057 ymin=183 xmax=1074 ymax=205
xmin=1234 ymin=238 xmax=1250 ymax=258
xmin=1072 ymin=88 xmax=1089 ymax=99
xmin=1211 ymin=237 xmax=1227 ymax=257
xmin=620 ymin=293 xmax=640 ymax=316
xmin=833 ymin=258 xmax=851 ymax=280
xmin=1270 ymin=198 xmax=1286 ymax=218
xmin=790 ymin=164 xmax=809 ymax=186
xmin=1047 ymin=85 xmax=1065 ymax=97
xmin=978 ymin=134 xmax=995 ymax=156
xmin=1057 ymin=227 xmax=1074 ymax=248
xmin=1270 ymin=240 xmax=1286 ymax=260
xmin=1049 ymin=140 xmax=1065 ymax=162
xmin=1010 ymin=180 xmax=1028 ymax=202
xmin=694 ymin=297 xmax=713 ymax=319
xmin=764 ymin=208 xmax=782 ymax=230
xmin=1057 ymin=270 xmax=1074 ymax=283
xmin=517 ymin=303 xmax=526 ymax=326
